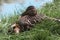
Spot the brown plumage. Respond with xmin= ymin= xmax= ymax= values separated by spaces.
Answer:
xmin=8 ymin=6 xmax=60 ymax=34
xmin=21 ymin=6 xmax=37 ymax=17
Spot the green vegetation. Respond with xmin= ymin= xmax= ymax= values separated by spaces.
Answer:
xmin=0 ymin=0 xmax=60 ymax=40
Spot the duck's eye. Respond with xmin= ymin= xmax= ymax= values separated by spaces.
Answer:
xmin=13 ymin=26 xmax=16 ymax=29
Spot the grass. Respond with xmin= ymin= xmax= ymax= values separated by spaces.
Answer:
xmin=0 ymin=0 xmax=60 ymax=40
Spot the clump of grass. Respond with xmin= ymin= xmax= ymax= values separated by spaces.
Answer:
xmin=0 ymin=0 xmax=60 ymax=40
